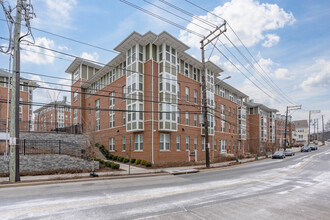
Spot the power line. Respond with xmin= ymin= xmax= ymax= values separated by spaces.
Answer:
xmin=120 ymin=0 xmax=287 ymax=105
xmin=183 ymin=0 xmax=297 ymax=105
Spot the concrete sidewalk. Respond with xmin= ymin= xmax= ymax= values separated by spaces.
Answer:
xmin=0 ymin=156 xmax=267 ymax=183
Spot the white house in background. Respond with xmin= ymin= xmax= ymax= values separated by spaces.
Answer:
xmin=293 ymin=120 xmax=309 ymax=146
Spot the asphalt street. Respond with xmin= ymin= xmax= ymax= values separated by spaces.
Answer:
xmin=0 ymin=143 xmax=330 ymax=220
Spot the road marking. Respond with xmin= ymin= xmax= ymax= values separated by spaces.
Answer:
xmin=0 ymin=150 xmax=328 ymax=218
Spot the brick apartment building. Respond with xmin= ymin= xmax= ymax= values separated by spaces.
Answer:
xmin=65 ymin=31 xmax=249 ymax=164
xmin=33 ymin=97 xmax=71 ymax=132
xmin=244 ymin=101 xmax=278 ymax=153
xmin=0 ymin=69 xmax=37 ymax=132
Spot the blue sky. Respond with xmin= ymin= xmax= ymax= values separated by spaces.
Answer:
xmin=0 ymin=0 xmax=329 ymax=125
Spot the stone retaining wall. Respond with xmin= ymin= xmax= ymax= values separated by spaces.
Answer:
xmin=0 ymin=155 xmax=99 ymax=174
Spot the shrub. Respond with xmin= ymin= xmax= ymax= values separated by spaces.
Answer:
xmin=119 ymin=157 xmax=124 ymax=162
xmin=141 ymin=160 xmax=147 ymax=165
xmin=123 ymin=158 xmax=129 ymax=163
xmin=145 ymin=162 xmax=152 ymax=167
xmin=95 ymin=143 xmax=100 ymax=148
xmin=113 ymin=156 xmax=118 ymax=161
xmin=111 ymin=163 xmax=120 ymax=169
xmin=130 ymin=158 xmax=136 ymax=163
xmin=108 ymin=154 xmax=113 ymax=160
xmin=136 ymin=159 xmax=141 ymax=164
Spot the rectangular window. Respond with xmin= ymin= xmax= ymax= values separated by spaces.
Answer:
xmin=122 ymin=136 xmax=126 ymax=151
xmin=176 ymin=135 xmax=180 ymax=151
xmin=202 ymin=137 xmax=205 ymax=151
xmin=185 ymin=136 xmax=189 ymax=150
xmin=122 ymin=86 xmax=126 ymax=100
xmin=73 ymin=90 xmax=78 ymax=102
xmin=194 ymin=136 xmax=197 ymax=150
xmin=194 ymin=90 xmax=197 ymax=104
xmin=194 ymin=114 xmax=197 ymax=126
xmin=123 ymin=112 xmax=126 ymax=125
xmin=185 ymin=112 xmax=189 ymax=125
xmin=109 ymin=138 xmax=115 ymax=152
xmin=134 ymin=134 xmax=143 ymax=151
xmin=185 ymin=87 xmax=189 ymax=101
xmin=214 ymin=139 xmax=217 ymax=151
xmin=160 ymin=133 xmax=170 ymax=151
xmin=177 ymin=109 xmax=180 ymax=123
xmin=184 ymin=63 xmax=189 ymax=76
xmin=177 ymin=83 xmax=180 ymax=98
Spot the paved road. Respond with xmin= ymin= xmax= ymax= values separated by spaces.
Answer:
xmin=0 ymin=143 xmax=330 ymax=220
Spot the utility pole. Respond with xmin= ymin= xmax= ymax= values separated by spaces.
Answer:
xmin=316 ymin=118 xmax=319 ymax=141
xmin=9 ymin=0 xmax=22 ymax=182
xmin=313 ymin=119 xmax=316 ymax=142
xmin=322 ymin=115 xmax=325 ymax=144
xmin=284 ymin=105 xmax=301 ymax=152
xmin=308 ymin=111 xmax=311 ymax=145
xmin=200 ymin=21 xmax=226 ymax=168
xmin=308 ymin=110 xmax=320 ymax=145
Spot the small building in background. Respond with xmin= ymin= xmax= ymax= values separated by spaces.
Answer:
xmin=293 ymin=120 xmax=309 ymax=146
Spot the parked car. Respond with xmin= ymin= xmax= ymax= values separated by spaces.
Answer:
xmin=272 ymin=151 xmax=286 ymax=159
xmin=301 ymin=146 xmax=311 ymax=152
xmin=285 ymin=150 xmax=295 ymax=156
xmin=309 ymin=144 xmax=318 ymax=151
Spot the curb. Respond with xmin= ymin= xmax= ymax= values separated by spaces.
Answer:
xmin=0 ymin=157 xmax=271 ymax=188
xmin=0 ymin=172 xmax=169 ymax=188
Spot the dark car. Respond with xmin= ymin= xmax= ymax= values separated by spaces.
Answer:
xmin=272 ymin=151 xmax=286 ymax=159
xmin=301 ymin=146 xmax=311 ymax=152
xmin=285 ymin=150 xmax=295 ymax=156
xmin=309 ymin=144 xmax=318 ymax=151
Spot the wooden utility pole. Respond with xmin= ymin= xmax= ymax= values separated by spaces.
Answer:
xmin=200 ymin=21 xmax=226 ymax=168
xmin=322 ymin=115 xmax=325 ymax=144
xmin=9 ymin=0 xmax=22 ymax=182
xmin=308 ymin=111 xmax=311 ymax=144
xmin=284 ymin=105 xmax=301 ymax=151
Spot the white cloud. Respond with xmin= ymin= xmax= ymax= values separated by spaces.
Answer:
xmin=45 ymin=0 xmax=77 ymax=22
xmin=58 ymin=45 xmax=70 ymax=51
xmin=274 ymin=68 xmax=292 ymax=79
xmin=300 ymin=59 xmax=330 ymax=90
xmin=179 ymin=0 xmax=295 ymax=48
xmin=21 ymin=37 xmax=55 ymax=64
xmin=32 ymin=0 xmax=77 ymax=29
xmin=81 ymin=52 xmax=99 ymax=62
xmin=262 ymin=34 xmax=280 ymax=47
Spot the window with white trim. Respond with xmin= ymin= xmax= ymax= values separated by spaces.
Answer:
xmin=73 ymin=90 xmax=78 ymax=102
xmin=185 ymin=136 xmax=189 ymax=150
xmin=95 ymin=99 xmax=100 ymax=131
xmin=134 ymin=134 xmax=143 ymax=151
xmin=194 ymin=114 xmax=197 ymax=126
xmin=194 ymin=136 xmax=197 ymax=150
xmin=109 ymin=137 xmax=115 ymax=152
xmin=185 ymin=112 xmax=189 ymax=125
xmin=176 ymin=135 xmax=180 ymax=151
xmin=122 ymin=136 xmax=126 ymax=151
xmin=194 ymin=90 xmax=197 ymax=104
xmin=160 ymin=133 xmax=170 ymax=151
xmin=202 ymin=137 xmax=205 ymax=151
xmin=185 ymin=87 xmax=189 ymax=101
xmin=109 ymin=92 xmax=115 ymax=128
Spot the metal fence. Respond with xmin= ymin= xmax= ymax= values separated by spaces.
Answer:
xmin=17 ymin=139 xmax=84 ymax=158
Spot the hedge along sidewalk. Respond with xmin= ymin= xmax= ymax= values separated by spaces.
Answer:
xmin=103 ymin=159 xmax=149 ymax=172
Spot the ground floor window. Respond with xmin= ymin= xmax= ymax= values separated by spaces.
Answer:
xmin=135 ymin=134 xmax=143 ymax=151
xmin=176 ymin=135 xmax=180 ymax=151
xmin=160 ymin=133 xmax=170 ymax=151
xmin=109 ymin=137 xmax=115 ymax=152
